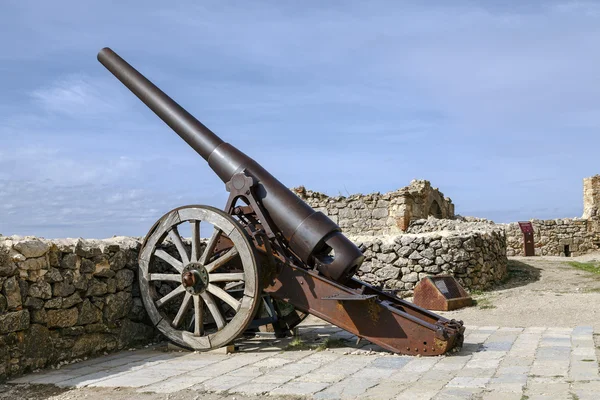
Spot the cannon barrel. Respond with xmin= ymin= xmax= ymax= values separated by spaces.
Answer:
xmin=97 ymin=47 xmax=363 ymax=282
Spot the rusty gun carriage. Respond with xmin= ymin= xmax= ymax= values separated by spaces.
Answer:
xmin=97 ymin=47 xmax=464 ymax=355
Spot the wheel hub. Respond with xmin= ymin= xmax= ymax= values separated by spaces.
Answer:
xmin=182 ymin=263 xmax=209 ymax=294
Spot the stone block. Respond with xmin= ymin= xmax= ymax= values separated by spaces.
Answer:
xmin=3 ymin=276 xmax=22 ymax=309
xmin=0 ymin=309 xmax=30 ymax=334
xmin=53 ymin=281 xmax=76 ymax=297
xmin=13 ymin=239 xmax=49 ymax=258
xmin=47 ymin=307 xmax=79 ymax=328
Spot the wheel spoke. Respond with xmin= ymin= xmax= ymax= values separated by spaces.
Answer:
xmin=207 ymin=284 xmax=241 ymax=311
xmin=169 ymin=226 xmax=190 ymax=265
xmin=205 ymin=247 xmax=239 ymax=273
xmin=150 ymin=273 xmax=181 ymax=282
xmin=155 ymin=249 xmax=184 ymax=273
xmin=209 ymin=273 xmax=245 ymax=283
xmin=172 ymin=292 xmax=192 ymax=328
xmin=193 ymin=295 xmax=203 ymax=336
xmin=191 ymin=220 xmax=201 ymax=262
xmin=200 ymin=292 xmax=225 ymax=330
xmin=156 ymin=285 xmax=185 ymax=308
xmin=199 ymin=228 xmax=222 ymax=265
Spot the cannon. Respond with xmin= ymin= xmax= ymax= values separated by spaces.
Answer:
xmin=97 ymin=47 xmax=464 ymax=355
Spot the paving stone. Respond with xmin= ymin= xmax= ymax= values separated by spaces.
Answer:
xmin=225 ymin=366 xmax=263 ymax=377
xmin=360 ymin=380 xmax=410 ymax=400
xmin=351 ymin=366 xmax=396 ymax=379
xmin=196 ymin=375 xmax=255 ymax=392
xmin=395 ymin=381 xmax=446 ymax=400
xmin=228 ymin=382 xmax=281 ymax=395
xmin=272 ymin=361 xmax=323 ymax=377
xmin=313 ymin=377 xmax=378 ymax=399
xmin=9 ymin=323 xmax=600 ymax=399
xmin=572 ymin=347 xmax=596 ymax=357
xmin=455 ymin=367 xmax=496 ymax=378
xmin=496 ymin=366 xmax=530 ymax=375
xmin=464 ymin=357 xmax=502 ymax=369
xmin=446 ymin=376 xmax=490 ymax=388
xmin=434 ymin=387 xmax=483 ymax=399
xmin=370 ymin=356 xmax=411 ymax=369
xmin=91 ymin=367 xmax=185 ymax=388
xmin=249 ymin=373 xmax=295 ymax=384
xmin=498 ymin=327 xmax=524 ymax=333
xmin=571 ymin=380 xmax=600 ymax=400
xmin=137 ymin=374 xmax=211 ymax=393
xmin=480 ymin=391 xmax=523 ymax=400
xmin=481 ymin=341 xmax=514 ymax=351
xmin=252 ymin=356 xmax=294 ymax=369
xmin=499 ymin=356 xmax=534 ymax=367
xmin=396 ymin=357 xmax=439 ymax=373
xmin=271 ymin=381 xmax=329 ymax=396
xmin=523 ymin=327 xmax=547 ymax=333
xmin=539 ymin=337 xmax=571 ymax=347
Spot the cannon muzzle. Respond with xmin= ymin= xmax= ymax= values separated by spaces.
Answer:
xmin=98 ymin=47 xmax=363 ymax=282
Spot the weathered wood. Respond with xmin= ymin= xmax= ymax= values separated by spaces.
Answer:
xmin=191 ymin=220 xmax=201 ymax=262
xmin=173 ymin=292 xmax=192 ymax=328
xmin=168 ymin=226 xmax=190 ymax=265
xmin=205 ymin=247 xmax=239 ymax=273
xmin=199 ymin=228 xmax=221 ymax=265
xmin=209 ymin=273 xmax=245 ymax=282
xmin=150 ymin=273 xmax=181 ymax=282
xmin=156 ymin=285 xmax=185 ymax=308
xmin=137 ymin=205 xmax=261 ymax=351
xmin=193 ymin=295 xmax=203 ymax=336
xmin=154 ymin=250 xmax=184 ymax=273
xmin=208 ymin=284 xmax=241 ymax=311
xmin=201 ymin=291 xmax=225 ymax=330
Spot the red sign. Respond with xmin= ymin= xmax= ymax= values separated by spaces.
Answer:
xmin=518 ymin=221 xmax=534 ymax=234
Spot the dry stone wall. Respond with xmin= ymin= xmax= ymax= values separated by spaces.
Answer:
xmin=504 ymin=219 xmax=598 ymax=257
xmin=351 ymin=218 xmax=508 ymax=296
xmin=293 ymin=179 xmax=454 ymax=235
xmin=0 ymin=236 xmax=155 ymax=381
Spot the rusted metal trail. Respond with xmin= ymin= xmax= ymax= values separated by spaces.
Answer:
xmin=264 ymin=264 xmax=464 ymax=356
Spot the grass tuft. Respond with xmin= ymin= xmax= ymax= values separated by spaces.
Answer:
xmin=567 ymin=261 xmax=600 ymax=275
xmin=285 ymin=337 xmax=311 ymax=351
xmin=286 ymin=336 xmax=349 ymax=351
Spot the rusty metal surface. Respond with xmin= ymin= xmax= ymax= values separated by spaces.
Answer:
xmin=98 ymin=48 xmax=363 ymax=283
xmin=413 ymin=276 xmax=473 ymax=311
xmin=264 ymin=264 xmax=464 ymax=356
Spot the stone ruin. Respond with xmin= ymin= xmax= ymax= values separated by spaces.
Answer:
xmin=505 ymin=175 xmax=600 ymax=256
xmin=294 ymin=180 xmax=507 ymax=296
xmin=1 ymin=176 xmax=599 ymax=381
xmin=293 ymin=179 xmax=455 ymax=235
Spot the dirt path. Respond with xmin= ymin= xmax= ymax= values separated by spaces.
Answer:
xmin=438 ymin=255 xmax=600 ymax=330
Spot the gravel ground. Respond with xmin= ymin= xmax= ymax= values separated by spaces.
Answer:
xmin=438 ymin=254 xmax=600 ymax=330
xmin=3 ymin=254 xmax=600 ymax=400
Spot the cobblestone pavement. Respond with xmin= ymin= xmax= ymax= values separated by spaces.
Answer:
xmin=10 ymin=319 xmax=600 ymax=400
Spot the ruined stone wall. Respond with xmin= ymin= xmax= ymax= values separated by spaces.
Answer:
xmin=0 ymin=236 xmax=155 ymax=381
xmin=583 ymin=175 xmax=600 ymax=219
xmin=293 ymin=179 xmax=455 ymax=235
xmin=504 ymin=219 xmax=598 ymax=257
xmin=351 ymin=219 xmax=508 ymax=296
xmin=503 ymin=175 xmax=600 ymax=257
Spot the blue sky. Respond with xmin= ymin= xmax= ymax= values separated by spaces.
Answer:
xmin=1 ymin=1 xmax=599 ymax=238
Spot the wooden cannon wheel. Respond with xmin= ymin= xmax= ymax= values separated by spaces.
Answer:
xmin=138 ymin=205 xmax=261 ymax=350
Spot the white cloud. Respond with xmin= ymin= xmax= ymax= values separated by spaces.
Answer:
xmin=30 ymin=75 xmax=125 ymax=117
